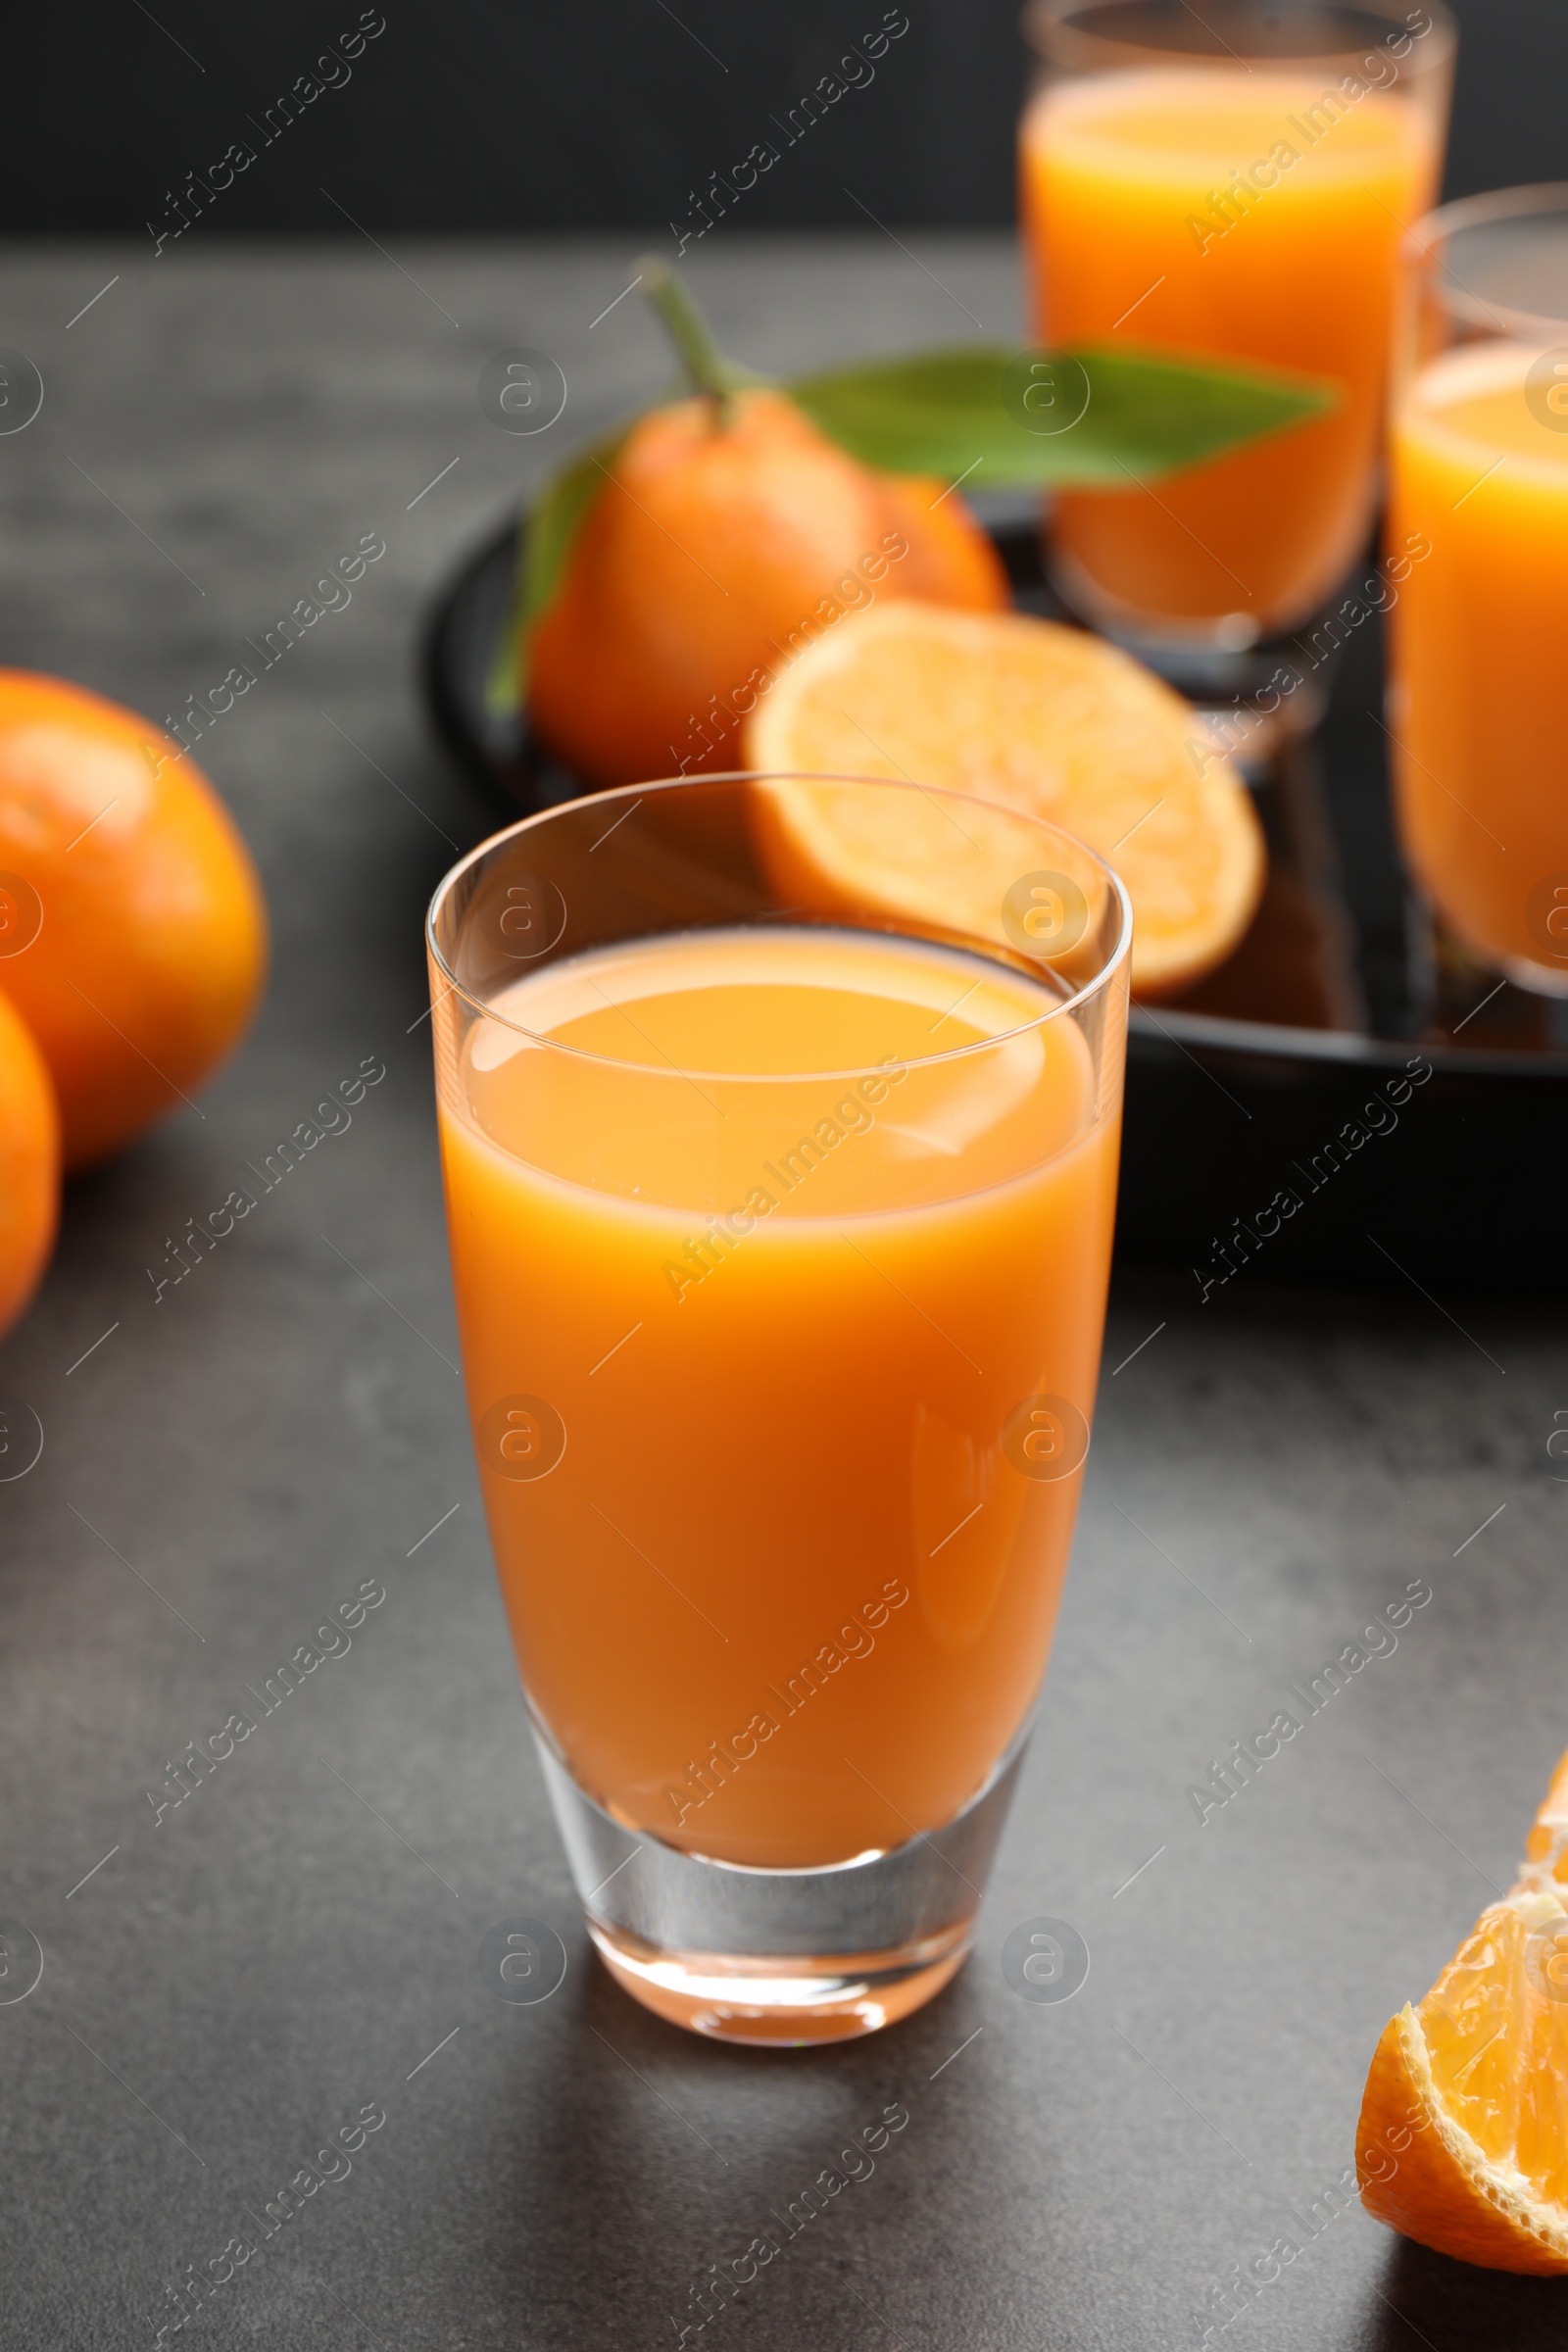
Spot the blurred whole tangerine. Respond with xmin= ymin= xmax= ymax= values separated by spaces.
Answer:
xmin=0 ymin=671 xmax=269 ymax=1172
xmin=528 ymin=386 xmax=1008 ymax=788
xmin=0 ymin=986 xmax=59 ymax=1343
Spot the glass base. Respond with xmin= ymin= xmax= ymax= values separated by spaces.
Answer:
xmin=1418 ymin=899 xmax=1568 ymax=1020
xmin=533 ymin=1716 xmax=1033 ymax=2046
xmin=588 ymin=1920 xmax=970 ymax=2045
xmin=1047 ymin=542 xmax=1335 ymax=750
xmin=1499 ymin=952 xmax=1568 ymax=1002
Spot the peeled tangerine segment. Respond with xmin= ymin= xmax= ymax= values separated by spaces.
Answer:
xmin=743 ymin=601 xmax=1264 ymax=1000
xmin=1356 ymin=1743 xmax=1568 ymax=2271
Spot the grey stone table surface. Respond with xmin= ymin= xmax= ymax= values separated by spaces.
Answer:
xmin=0 ymin=235 xmax=1563 ymax=2352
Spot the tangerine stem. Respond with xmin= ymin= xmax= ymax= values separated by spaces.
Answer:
xmin=637 ymin=254 xmax=749 ymax=416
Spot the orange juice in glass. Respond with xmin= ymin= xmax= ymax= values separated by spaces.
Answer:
xmin=427 ymin=775 xmax=1130 ymax=2043
xmin=1389 ymin=186 xmax=1568 ymax=991
xmin=1020 ymin=0 xmax=1453 ymax=668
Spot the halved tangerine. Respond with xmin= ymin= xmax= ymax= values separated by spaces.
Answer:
xmin=743 ymin=602 xmax=1263 ymax=1001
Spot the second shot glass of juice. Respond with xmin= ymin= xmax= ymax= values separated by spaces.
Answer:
xmin=1020 ymin=0 xmax=1454 ymax=670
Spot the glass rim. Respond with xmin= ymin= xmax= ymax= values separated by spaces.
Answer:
xmin=425 ymin=770 xmax=1134 ymax=1086
xmin=1404 ymin=182 xmax=1568 ymax=341
xmin=1021 ymin=0 xmax=1456 ymax=74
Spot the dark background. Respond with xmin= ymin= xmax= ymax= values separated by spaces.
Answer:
xmin=4 ymin=0 xmax=1554 ymax=237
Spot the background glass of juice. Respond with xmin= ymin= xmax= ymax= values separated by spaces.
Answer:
xmin=1388 ymin=184 xmax=1568 ymax=994
xmin=427 ymin=774 xmax=1131 ymax=2044
xmin=1020 ymin=0 xmax=1454 ymax=679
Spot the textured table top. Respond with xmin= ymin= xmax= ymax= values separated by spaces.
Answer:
xmin=0 ymin=235 xmax=1562 ymax=2352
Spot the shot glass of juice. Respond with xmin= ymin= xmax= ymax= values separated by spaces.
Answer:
xmin=1388 ymin=185 xmax=1568 ymax=994
xmin=427 ymin=774 xmax=1130 ymax=2044
xmin=1020 ymin=0 xmax=1454 ymax=677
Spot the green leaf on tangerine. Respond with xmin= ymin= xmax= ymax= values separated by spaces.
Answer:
xmin=487 ymin=421 xmax=630 ymax=720
xmin=784 ymin=343 xmax=1339 ymax=488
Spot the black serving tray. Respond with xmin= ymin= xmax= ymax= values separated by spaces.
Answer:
xmin=422 ymin=513 xmax=1568 ymax=1298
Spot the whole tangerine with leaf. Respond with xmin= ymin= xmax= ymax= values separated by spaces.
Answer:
xmin=0 ymin=671 xmax=269 ymax=1172
xmin=519 ymin=259 xmax=1335 ymax=790
xmin=527 ymin=266 xmax=1007 ymax=787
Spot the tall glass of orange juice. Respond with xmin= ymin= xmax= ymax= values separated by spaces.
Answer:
xmin=1389 ymin=186 xmax=1568 ymax=993
xmin=427 ymin=774 xmax=1130 ymax=2044
xmin=1020 ymin=0 xmax=1453 ymax=677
